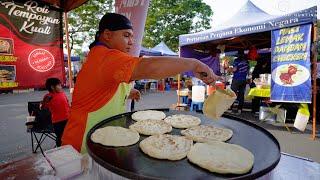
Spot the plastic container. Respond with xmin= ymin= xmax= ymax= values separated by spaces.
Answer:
xmin=276 ymin=108 xmax=287 ymax=123
xmin=206 ymin=82 xmax=225 ymax=96
xmin=177 ymin=89 xmax=189 ymax=96
xmin=45 ymin=145 xmax=83 ymax=179
xmin=192 ymin=85 xmax=205 ymax=102
xmin=259 ymin=106 xmax=276 ymax=123
xmin=294 ymin=104 xmax=310 ymax=131
xmin=206 ymin=85 xmax=216 ymax=96
xmin=294 ymin=113 xmax=309 ymax=131
xmin=259 ymin=74 xmax=271 ymax=85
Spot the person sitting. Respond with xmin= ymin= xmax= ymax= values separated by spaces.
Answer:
xmin=42 ymin=78 xmax=70 ymax=147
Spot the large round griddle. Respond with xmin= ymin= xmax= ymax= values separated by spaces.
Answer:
xmin=86 ymin=109 xmax=281 ymax=180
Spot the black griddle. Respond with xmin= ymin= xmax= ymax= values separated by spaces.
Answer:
xmin=86 ymin=109 xmax=281 ymax=180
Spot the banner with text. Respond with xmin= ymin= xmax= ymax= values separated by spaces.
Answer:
xmin=0 ymin=0 xmax=64 ymax=89
xmin=271 ymin=24 xmax=312 ymax=103
xmin=115 ymin=0 xmax=150 ymax=57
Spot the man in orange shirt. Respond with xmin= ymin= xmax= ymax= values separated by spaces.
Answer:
xmin=62 ymin=13 xmax=220 ymax=153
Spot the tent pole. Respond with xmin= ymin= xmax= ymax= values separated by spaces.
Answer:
xmin=64 ymin=12 xmax=73 ymax=91
xmin=177 ymin=47 xmax=181 ymax=107
xmin=311 ymin=23 xmax=318 ymax=140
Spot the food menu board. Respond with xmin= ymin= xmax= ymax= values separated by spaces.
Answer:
xmin=271 ymin=24 xmax=312 ymax=103
xmin=0 ymin=65 xmax=17 ymax=88
xmin=0 ymin=0 xmax=64 ymax=89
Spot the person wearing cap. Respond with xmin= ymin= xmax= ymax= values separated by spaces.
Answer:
xmin=62 ymin=13 xmax=220 ymax=153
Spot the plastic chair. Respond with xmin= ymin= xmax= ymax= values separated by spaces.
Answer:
xmin=26 ymin=101 xmax=56 ymax=155
xmin=165 ymin=83 xmax=171 ymax=91
xmin=190 ymin=101 xmax=204 ymax=111
xmin=150 ymin=82 xmax=157 ymax=91
xmin=181 ymin=96 xmax=188 ymax=104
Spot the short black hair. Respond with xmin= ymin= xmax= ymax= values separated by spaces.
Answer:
xmin=45 ymin=78 xmax=61 ymax=92
xmin=98 ymin=13 xmax=132 ymax=32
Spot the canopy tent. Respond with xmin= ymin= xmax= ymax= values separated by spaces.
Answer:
xmin=151 ymin=41 xmax=178 ymax=56
xmin=179 ymin=3 xmax=317 ymax=75
xmin=214 ymin=1 xmax=276 ymax=31
xmin=140 ymin=46 xmax=162 ymax=56
xmin=179 ymin=4 xmax=317 ymax=53
xmin=178 ymin=2 xmax=318 ymax=140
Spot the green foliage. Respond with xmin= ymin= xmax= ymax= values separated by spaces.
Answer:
xmin=66 ymin=0 xmax=113 ymax=55
xmin=142 ymin=0 xmax=212 ymax=51
xmin=66 ymin=0 xmax=212 ymax=55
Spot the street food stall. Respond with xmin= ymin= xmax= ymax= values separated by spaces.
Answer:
xmin=178 ymin=1 xmax=318 ymax=139
xmin=1 ymin=1 xmax=320 ymax=180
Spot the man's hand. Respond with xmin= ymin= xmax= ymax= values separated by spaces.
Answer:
xmin=128 ymin=88 xmax=141 ymax=101
xmin=193 ymin=60 xmax=222 ymax=85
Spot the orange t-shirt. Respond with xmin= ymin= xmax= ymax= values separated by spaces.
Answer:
xmin=62 ymin=45 xmax=140 ymax=151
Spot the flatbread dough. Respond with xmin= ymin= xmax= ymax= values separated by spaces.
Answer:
xmin=203 ymin=88 xmax=236 ymax=120
xmin=164 ymin=114 xmax=201 ymax=128
xmin=129 ymin=119 xmax=172 ymax=135
xmin=140 ymin=134 xmax=193 ymax=160
xmin=187 ymin=142 xmax=254 ymax=174
xmin=131 ymin=110 xmax=166 ymax=121
xmin=91 ymin=126 xmax=140 ymax=147
xmin=181 ymin=125 xmax=233 ymax=142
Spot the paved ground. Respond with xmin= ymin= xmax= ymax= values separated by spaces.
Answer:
xmin=0 ymin=90 xmax=319 ymax=165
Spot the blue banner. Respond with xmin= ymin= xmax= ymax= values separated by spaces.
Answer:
xmin=179 ymin=6 xmax=317 ymax=46
xmin=271 ymin=24 xmax=312 ymax=103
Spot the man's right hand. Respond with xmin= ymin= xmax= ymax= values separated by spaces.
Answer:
xmin=193 ymin=60 xmax=221 ymax=85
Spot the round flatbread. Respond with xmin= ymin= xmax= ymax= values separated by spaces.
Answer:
xmin=131 ymin=110 xmax=166 ymax=121
xmin=181 ymin=125 xmax=233 ymax=142
xmin=164 ymin=114 xmax=201 ymax=129
xmin=203 ymin=88 xmax=237 ymax=120
xmin=129 ymin=119 xmax=172 ymax=135
xmin=140 ymin=134 xmax=193 ymax=161
xmin=187 ymin=142 xmax=254 ymax=174
xmin=91 ymin=126 xmax=140 ymax=147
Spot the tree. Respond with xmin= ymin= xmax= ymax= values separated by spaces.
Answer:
xmin=66 ymin=0 xmax=113 ymax=56
xmin=142 ymin=0 xmax=212 ymax=51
